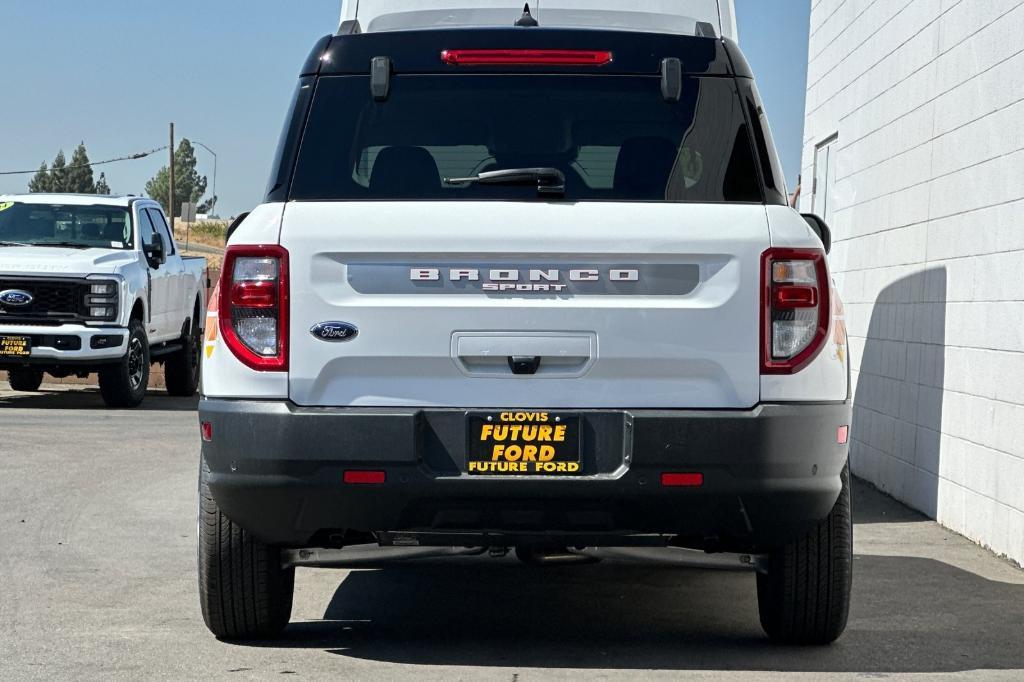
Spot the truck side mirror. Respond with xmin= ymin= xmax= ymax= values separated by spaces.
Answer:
xmin=145 ymin=234 xmax=167 ymax=267
xmin=801 ymin=213 xmax=832 ymax=254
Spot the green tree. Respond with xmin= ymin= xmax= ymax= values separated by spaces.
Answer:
xmin=66 ymin=142 xmax=96 ymax=194
xmin=49 ymin=150 xmax=68 ymax=193
xmin=198 ymin=195 xmax=217 ymax=214
xmin=95 ymin=172 xmax=112 ymax=195
xmin=28 ymin=163 xmax=52 ymax=193
xmin=145 ymin=139 xmax=208 ymax=217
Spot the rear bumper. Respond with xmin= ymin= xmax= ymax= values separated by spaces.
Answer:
xmin=199 ymin=400 xmax=851 ymax=552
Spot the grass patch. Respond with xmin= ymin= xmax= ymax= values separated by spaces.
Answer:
xmin=173 ymin=221 xmax=227 ymax=249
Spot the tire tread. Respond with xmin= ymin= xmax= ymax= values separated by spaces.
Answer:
xmin=757 ymin=465 xmax=853 ymax=645
xmin=197 ymin=460 xmax=293 ymax=640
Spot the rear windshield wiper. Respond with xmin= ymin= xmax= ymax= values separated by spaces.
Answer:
xmin=444 ymin=167 xmax=566 ymax=197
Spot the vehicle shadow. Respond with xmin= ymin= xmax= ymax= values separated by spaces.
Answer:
xmin=237 ymin=480 xmax=1023 ymax=674
xmin=0 ymin=387 xmax=198 ymax=411
xmin=281 ymin=556 xmax=1022 ymax=673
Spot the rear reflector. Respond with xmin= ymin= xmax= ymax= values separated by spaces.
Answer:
xmin=200 ymin=421 xmax=213 ymax=442
xmin=441 ymin=49 xmax=613 ymax=66
xmin=344 ymin=470 xmax=386 ymax=485
xmin=661 ymin=472 xmax=704 ymax=488
xmin=837 ymin=425 xmax=849 ymax=445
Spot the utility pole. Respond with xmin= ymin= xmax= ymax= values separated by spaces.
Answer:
xmin=168 ymin=123 xmax=175 ymax=239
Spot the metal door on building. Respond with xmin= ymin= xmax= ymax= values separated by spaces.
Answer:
xmin=813 ymin=135 xmax=839 ymax=225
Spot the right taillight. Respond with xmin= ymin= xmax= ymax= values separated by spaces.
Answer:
xmin=219 ymin=245 xmax=289 ymax=371
xmin=761 ymin=248 xmax=830 ymax=375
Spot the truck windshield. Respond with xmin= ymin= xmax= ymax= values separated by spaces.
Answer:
xmin=0 ymin=203 xmax=134 ymax=250
xmin=289 ymin=74 xmax=764 ymax=203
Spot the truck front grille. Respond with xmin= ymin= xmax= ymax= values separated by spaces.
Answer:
xmin=0 ymin=278 xmax=88 ymax=322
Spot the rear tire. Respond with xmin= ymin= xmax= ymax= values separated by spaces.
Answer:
xmin=198 ymin=459 xmax=294 ymax=640
xmin=165 ymin=315 xmax=201 ymax=397
xmin=7 ymin=368 xmax=43 ymax=392
xmin=756 ymin=464 xmax=853 ymax=645
xmin=98 ymin=319 xmax=149 ymax=408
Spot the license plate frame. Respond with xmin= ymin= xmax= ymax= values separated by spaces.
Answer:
xmin=467 ymin=412 xmax=582 ymax=476
xmin=0 ymin=335 xmax=31 ymax=358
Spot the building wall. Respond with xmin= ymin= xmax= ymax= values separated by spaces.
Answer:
xmin=799 ymin=0 xmax=1024 ymax=566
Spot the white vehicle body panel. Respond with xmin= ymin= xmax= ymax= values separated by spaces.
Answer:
xmin=275 ymin=201 xmax=769 ymax=409
xmin=341 ymin=0 xmax=738 ymax=41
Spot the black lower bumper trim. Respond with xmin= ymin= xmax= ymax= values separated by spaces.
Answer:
xmin=199 ymin=400 xmax=852 ymax=552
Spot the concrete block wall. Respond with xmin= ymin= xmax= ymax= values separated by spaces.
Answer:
xmin=799 ymin=0 xmax=1024 ymax=565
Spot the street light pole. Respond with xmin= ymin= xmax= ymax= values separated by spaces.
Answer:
xmin=194 ymin=141 xmax=218 ymax=218
xmin=169 ymin=123 xmax=175 ymax=238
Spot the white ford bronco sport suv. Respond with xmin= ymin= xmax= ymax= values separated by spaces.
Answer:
xmin=0 ymin=194 xmax=206 ymax=406
xmin=198 ymin=3 xmax=852 ymax=645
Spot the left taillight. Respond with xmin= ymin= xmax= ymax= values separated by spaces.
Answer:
xmin=761 ymin=248 xmax=830 ymax=375
xmin=219 ymin=245 xmax=289 ymax=371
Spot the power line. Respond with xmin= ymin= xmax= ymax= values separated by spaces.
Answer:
xmin=0 ymin=145 xmax=170 ymax=176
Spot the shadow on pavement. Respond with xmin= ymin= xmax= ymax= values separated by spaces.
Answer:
xmin=236 ymin=480 xmax=1023 ymax=674
xmin=0 ymin=387 xmax=199 ymax=411
xmin=268 ymin=555 xmax=1022 ymax=674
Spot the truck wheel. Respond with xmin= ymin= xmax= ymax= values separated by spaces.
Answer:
xmin=165 ymin=318 xmax=201 ymax=397
xmin=8 ymin=368 xmax=44 ymax=392
xmin=98 ymin=319 xmax=149 ymax=408
xmin=756 ymin=464 xmax=853 ymax=645
xmin=198 ymin=459 xmax=294 ymax=640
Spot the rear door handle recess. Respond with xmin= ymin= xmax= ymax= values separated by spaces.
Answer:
xmin=452 ymin=332 xmax=597 ymax=378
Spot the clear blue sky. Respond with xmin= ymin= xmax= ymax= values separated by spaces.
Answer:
xmin=0 ymin=1 xmax=809 ymax=216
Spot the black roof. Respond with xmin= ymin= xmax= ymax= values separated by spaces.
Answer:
xmin=300 ymin=28 xmax=753 ymax=78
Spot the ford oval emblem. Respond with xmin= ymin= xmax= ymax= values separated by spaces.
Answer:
xmin=0 ymin=289 xmax=34 ymax=307
xmin=310 ymin=321 xmax=358 ymax=342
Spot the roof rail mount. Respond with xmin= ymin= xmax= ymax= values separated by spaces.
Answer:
xmin=515 ymin=3 xmax=539 ymax=27
xmin=695 ymin=21 xmax=717 ymax=38
xmin=338 ymin=19 xmax=362 ymax=35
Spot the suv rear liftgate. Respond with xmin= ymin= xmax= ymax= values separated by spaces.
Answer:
xmin=198 ymin=21 xmax=852 ymax=645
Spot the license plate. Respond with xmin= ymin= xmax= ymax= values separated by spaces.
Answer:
xmin=0 ymin=335 xmax=31 ymax=358
xmin=467 ymin=412 xmax=581 ymax=476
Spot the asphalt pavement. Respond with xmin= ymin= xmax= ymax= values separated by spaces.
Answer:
xmin=2 ymin=385 xmax=1022 ymax=680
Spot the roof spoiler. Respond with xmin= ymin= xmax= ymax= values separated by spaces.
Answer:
xmin=338 ymin=1 xmax=738 ymax=42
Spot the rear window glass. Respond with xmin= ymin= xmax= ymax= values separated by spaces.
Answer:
xmin=289 ymin=75 xmax=763 ymax=203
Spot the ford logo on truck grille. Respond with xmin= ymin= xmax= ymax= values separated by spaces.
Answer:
xmin=0 ymin=289 xmax=34 ymax=307
xmin=310 ymin=321 xmax=358 ymax=342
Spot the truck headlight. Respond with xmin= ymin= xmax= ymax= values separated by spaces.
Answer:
xmin=84 ymin=280 xmax=119 ymax=321
xmin=90 ymin=283 xmax=117 ymax=296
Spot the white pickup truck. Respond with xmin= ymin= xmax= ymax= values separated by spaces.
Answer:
xmin=0 ymin=194 xmax=207 ymax=407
